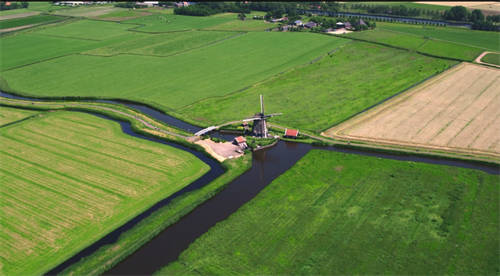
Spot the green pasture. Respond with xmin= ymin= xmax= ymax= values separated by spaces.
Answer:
xmin=125 ymin=13 xmax=235 ymax=32
xmin=203 ymin=19 xmax=275 ymax=31
xmin=345 ymin=23 xmax=489 ymax=61
xmin=378 ymin=23 xmax=500 ymax=52
xmin=178 ymin=41 xmax=455 ymax=133
xmin=0 ymin=2 xmax=66 ymax=15
xmin=160 ymin=150 xmax=500 ymax=275
xmin=481 ymin=52 xmax=500 ymax=65
xmin=32 ymin=19 xmax=132 ymax=40
xmin=0 ymin=14 xmax=64 ymax=29
xmin=96 ymin=9 xmax=151 ymax=21
xmin=51 ymin=5 xmax=118 ymax=17
xmin=0 ymin=110 xmax=209 ymax=275
xmin=1 ymin=31 xmax=347 ymax=110
xmin=0 ymin=32 xmax=98 ymax=71
xmin=0 ymin=106 xmax=40 ymax=126
xmin=84 ymin=30 xmax=238 ymax=56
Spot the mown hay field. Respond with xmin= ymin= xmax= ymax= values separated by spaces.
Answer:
xmin=325 ymin=63 xmax=500 ymax=158
xmin=345 ymin=22 xmax=499 ymax=60
xmin=178 ymin=41 xmax=456 ymax=132
xmin=160 ymin=150 xmax=500 ymax=275
xmin=0 ymin=111 xmax=209 ymax=275
xmin=1 ymin=29 xmax=347 ymax=110
xmin=0 ymin=106 xmax=40 ymax=126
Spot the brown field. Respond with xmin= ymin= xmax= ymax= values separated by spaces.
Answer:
xmin=416 ymin=2 xmax=500 ymax=15
xmin=324 ymin=63 xmax=500 ymax=159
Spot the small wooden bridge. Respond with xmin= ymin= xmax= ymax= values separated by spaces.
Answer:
xmin=194 ymin=126 xmax=218 ymax=136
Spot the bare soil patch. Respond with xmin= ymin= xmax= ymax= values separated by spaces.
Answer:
xmin=324 ymin=63 xmax=500 ymax=159
xmin=195 ymin=139 xmax=243 ymax=162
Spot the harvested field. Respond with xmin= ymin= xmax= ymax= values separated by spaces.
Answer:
xmin=0 ymin=111 xmax=209 ymax=275
xmin=325 ymin=63 xmax=500 ymax=159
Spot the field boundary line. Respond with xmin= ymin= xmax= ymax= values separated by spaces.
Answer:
xmin=80 ymin=31 xmax=247 ymax=59
xmin=176 ymin=40 xmax=353 ymax=117
xmin=0 ymin=113 xmax=43 ymax=128
xmin=0 ymin=14 xmax=72 ymax=36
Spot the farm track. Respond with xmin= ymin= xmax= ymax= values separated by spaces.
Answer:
xmin=475 ymin=51 xmax=500 ymax=68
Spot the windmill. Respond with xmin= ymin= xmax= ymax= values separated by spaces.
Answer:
xmin=243 ymin=95 xmax=282 ymax=138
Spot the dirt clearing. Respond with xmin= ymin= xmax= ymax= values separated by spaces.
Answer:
xmin=324 ymin=63 xmax=500 ymax=159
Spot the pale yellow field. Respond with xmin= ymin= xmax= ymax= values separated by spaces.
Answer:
xmin=324 ymin=63 xmax=500 ymax=159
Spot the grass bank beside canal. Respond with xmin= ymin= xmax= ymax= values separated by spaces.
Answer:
xmin=60 ymin=154 xmax=252 ymax=276
xmin=159 ymin=150 xmax=499 ymax=275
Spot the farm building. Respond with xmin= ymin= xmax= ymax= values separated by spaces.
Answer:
xmin=233 ymin=136 xmax=248 ymax=149
xmin=284 ymin=129 xmax=299 ymax=138
xmin=304 ymin=22 xmax=318 ymax=28
xmin=136 ymin=1 xmax=159 ymax=7
xmin=294 ymin=20 xmax=303 ymax=26
xmin=336 ymin=22 xmax=345 ymax=28
xmin=344 ymin=22 xmax=353 ymax=30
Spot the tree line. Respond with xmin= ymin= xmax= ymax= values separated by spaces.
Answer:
xmin=0 ymin=1 xmax=29 ymax=11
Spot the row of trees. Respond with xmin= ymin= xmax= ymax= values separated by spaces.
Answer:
xmin=348 ymin=4 xmax=422 ymax=17
xmin=174 ymin=2 xmax=250 ymax=16
xmin=0 ymin=1 xmax=28 ymax=11
xmin=444 ymin=6 xmax=498 ymax=31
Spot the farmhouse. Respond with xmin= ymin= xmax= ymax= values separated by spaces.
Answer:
xmin=284 ymin=128 xmax=299 ymax=138
xmin=344 ymin=22 xmax=353 ymax=30
xmin=175 ymin=1 xmax=190 ymax=8
xmin=294 ymin=20 xmax=303 ymax=26
xmin=336 ymin=22 xmax=345 ymax=28
xmin=233 ymin=136 xmax=248 ymax=149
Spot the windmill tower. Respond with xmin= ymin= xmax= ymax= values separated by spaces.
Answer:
xmin=243 ymin=95 xmax=281 ymax=138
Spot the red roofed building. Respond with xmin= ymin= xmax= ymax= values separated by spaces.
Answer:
xmin=284 ymin=128 xmax=299 ymax=138
xmin=233 ymin=136 xmax=248 ymax=149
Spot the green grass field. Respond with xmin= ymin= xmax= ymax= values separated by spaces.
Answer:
xmin=178 ymin=41 xmax=456 ymax=133
xmin=32 ymin=19 xmax=132 ymax=40
xmin=0 ymin=111 xmax=209 ymax=275
xmin=345 ymin=23 xmax=491 ymax=61
xmin=160 ymin=150 xmax=500 ymax=275
xmin=481 ymin=52 xmax=500 ymax=65
xmin=83 ymin=30 xmax=239 ymax=56
xmin=1 ymin=31 xmax=348 ymax=110
xmin=0 ymin=106 xmax=40 ymax=126
xmin=125 ymin=13 xmax=236 ymax=32
xmin=0 ymin=14 xmax=64 ymax=29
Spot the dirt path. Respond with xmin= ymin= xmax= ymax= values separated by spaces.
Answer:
xmin=0 ymin=24 xmax=35 ymax=33
xmin=475 ymin=51 xmax=500 ymax=68
xmin=0 ymin=11 xmax=39 ymax=21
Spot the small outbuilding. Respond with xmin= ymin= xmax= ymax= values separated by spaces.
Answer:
xmin=284 ymin=128 xmax=299 ymax=138
xmin=233 ymin=136 xmax=248 ymax=149
xmin=294 ymin=20 xmax=303 ymax=26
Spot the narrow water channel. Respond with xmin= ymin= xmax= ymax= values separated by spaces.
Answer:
xmin=1 ymin=92 xmax=498 ymax=275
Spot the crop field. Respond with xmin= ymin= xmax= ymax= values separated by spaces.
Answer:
xmin=52 ymin=5 xmax=119 ymax=17
xmin=178 ymin=41 xmax=456 ymax=133
xmin=345 ymin=25 xmax=487 ymax=61
xmin=1 ymin=30 xmax=347 ymax=110
xmin=96 ymin=10 xmax=152 ymax=21
xmin=0 ymin=111 xmax=209 ymax=275
xmin=160 ymin=150 xmax=500 ymax=275
xmin=0 ymin=106 xmax=40 ymax=126
xmin=0 ymin=14 xmax=64 ymax=29
xmin=325 ymin=63 xmax=500 ymax=158
xmin=482 ymin=52 xmax=500 ymax=66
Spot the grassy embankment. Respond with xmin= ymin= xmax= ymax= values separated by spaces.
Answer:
xmin=1 ymin=19 xmax=348 ymax=111
xmin=481 ymin=52 xmax=500 ymax=66
xmin=0 ymin=110 xmax=210 ymax=275
xmin=0 ymin=14 xmax=65 ymax=29
xmin=160 ymin=150 xmax=500 ymax=275
xmin=178 ymin=41 xmax=456 ymax=133
xmin=344 ymin=22 xmax=499 ymax=61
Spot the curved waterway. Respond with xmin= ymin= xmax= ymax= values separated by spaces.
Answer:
xmin=1 ymin=92 xmax=498 ymax=275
